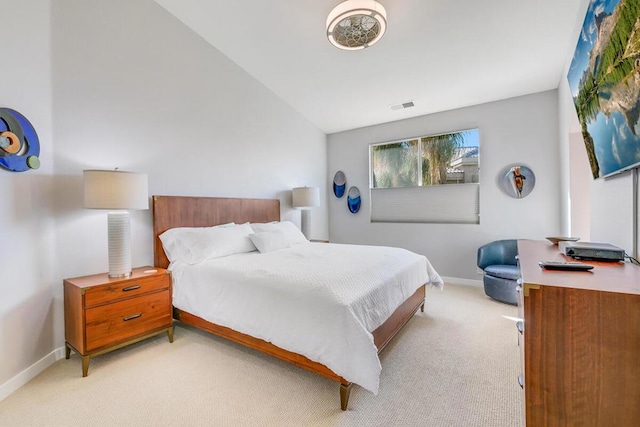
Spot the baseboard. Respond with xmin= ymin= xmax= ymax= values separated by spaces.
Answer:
xmin=441 ymin=276 xmax=483 ymax=287
xmin=0 ymin=346 xmax=66 ymax=402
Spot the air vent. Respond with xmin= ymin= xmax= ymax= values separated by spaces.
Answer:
xmin=390 ymin=101 xmax=415 ymax=111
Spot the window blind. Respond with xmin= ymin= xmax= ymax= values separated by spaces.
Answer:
xmin=370 ymin=184 xmax=480 ymax=224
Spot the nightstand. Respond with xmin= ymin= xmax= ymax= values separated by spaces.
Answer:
xmin=63 ymin=266 xmax=173 ymax=377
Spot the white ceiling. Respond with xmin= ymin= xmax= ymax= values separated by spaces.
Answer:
xmin=154 ymin=0 xmax=586 ymax=134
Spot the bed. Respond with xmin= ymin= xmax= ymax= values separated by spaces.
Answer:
xmin=152 ymin=195 xmax=443 ymax=410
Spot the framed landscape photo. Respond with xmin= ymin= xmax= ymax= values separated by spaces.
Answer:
xmin=567 ymin=0 xmax=640 ymax=179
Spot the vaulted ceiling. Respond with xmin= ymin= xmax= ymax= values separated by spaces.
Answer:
xmin=154 ymin=0 xmax=586 ymax=134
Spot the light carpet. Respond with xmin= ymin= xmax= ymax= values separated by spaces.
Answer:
xmin=0 ymin=284 xmax=523 ymax=426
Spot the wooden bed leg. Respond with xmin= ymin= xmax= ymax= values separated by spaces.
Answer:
xmin=421 ymin=301 xmax=425 ymax=312
xmin=340 ymin=383 xmax=353 ymax=411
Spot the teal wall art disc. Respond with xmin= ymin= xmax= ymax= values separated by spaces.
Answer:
xmin=347 ymin=186 xmax=361 ymax=213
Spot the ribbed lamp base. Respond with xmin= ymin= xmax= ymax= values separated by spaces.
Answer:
xmin=107 ymin=211 xmax=132 ymax=278
xmin=300 ymin=209 xmax=311 ymax=239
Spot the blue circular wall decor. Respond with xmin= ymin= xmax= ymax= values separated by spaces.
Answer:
xmin=333 ymin=171 xmax=346 ymax=198
xmin=347 ymin=186 xmax=361 ymax=213
xmin=0 ymin=108 xmax=40 ymax=172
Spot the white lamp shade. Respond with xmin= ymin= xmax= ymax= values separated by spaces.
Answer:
xmin=84 ymin=170 xmax=149 ymax=210
xmin=292 ymin=187 xmax=320 ymax=208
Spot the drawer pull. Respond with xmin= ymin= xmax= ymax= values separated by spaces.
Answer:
xmin=122 ymin=285 xmax=141 ymax=292
xmin=518 ymin=375 xmax=524 ymax=389
xmin=123 ymin=313 xmax=142 ymax=321
xmin=516 ymin=320 xmax=524 ymax=334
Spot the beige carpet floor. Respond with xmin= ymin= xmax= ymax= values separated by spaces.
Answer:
xmin=0 ymin=284 xmax=523 ymax=426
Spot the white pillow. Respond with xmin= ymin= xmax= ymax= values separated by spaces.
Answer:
xmin=250 ymin=221 xmax=308 ymax=245
xmin=159 ymin=222 xmax=256 ymax=264
xmin=159 ymin=223 xmax=234 ymax=264
xmin=249 ymin=230 xmax=290 ymax=253
xmin=206 ymin=222 xmax=256 ymax=259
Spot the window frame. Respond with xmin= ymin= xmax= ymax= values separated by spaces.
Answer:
xmin=368 ymin=128 xmax=480 ymax=224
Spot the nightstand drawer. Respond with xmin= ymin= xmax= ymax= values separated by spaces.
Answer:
xmin=85 ymin=289 xmax=171 ymax=351
xmin=84 ymin=274 xmax=170 ymax=307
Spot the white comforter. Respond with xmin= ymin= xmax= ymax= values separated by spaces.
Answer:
xmin=170 ymin=242 xmax=443 ymax=394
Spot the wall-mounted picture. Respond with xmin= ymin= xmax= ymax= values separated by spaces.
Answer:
xmin=567 ymin=0 xmax=640 ymax=179
xmin=500 ymin=165 xmax=535 ymax=198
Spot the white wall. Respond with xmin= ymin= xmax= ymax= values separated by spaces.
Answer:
xmin=0 ymin=0 xmax=58 ymax=396
xmin=569 ymin=131 xmax=591 ymax=240
xmin=557 ymin=76 xmax=595 ymax=242
xmin=51 ymin=0 xmax=328 ymax=284
xmin=2 ymin=0 xmax=328 ymax=398
xmin=328 ymin=91 xmax=561 ymax=280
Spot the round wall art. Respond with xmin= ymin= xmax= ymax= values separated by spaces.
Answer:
xmin=347 ymin=186 xmax=361 ymax=213
xmin=500 ymin=165 xmax=535 ymax=198
xmin=0 ymin=108 xmax=40 ymax=172
xmin=333 ymin=171 xmax=346 ymax=198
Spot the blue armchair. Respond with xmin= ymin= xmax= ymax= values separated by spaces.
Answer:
xmin=477 ymin=239 xmax=520 ymax=305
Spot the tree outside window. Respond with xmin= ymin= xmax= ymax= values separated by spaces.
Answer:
xmin=371 ymin=129 xmax=479 ymax=188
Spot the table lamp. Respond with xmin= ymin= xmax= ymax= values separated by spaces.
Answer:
xmin=83 ymin=170 xmax=148 ymax=277
xmin=292 ymin=186 xmax=320 ymax=239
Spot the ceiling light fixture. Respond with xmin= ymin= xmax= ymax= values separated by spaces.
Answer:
xmin=326 ymin=0 xmax=387 ymax=50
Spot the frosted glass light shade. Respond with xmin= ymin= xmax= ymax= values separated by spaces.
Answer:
xmin=292 ymin=186 xmax=320 ymax=208
xmin=326 ymin=0 xmax=387 ymax=50
xmin=83 ymin=170 xmax=148 ymax=277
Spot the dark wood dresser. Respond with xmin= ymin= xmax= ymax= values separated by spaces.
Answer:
xmin=517 ymin=240 xmax=640 ymax=426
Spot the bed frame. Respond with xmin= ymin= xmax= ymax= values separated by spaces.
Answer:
xmin=152 ymin=195 xmax=426 ymax=410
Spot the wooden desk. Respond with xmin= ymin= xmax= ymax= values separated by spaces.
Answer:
xmin=517 ymin=240 xmax=640 ymax=426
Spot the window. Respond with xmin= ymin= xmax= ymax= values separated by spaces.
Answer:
xmin=370 ymin=128 xmax=480 ymax=224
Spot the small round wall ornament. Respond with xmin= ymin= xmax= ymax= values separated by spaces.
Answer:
xmin=347 ymin=186 xmax=361 ymax=213
xmin=333 ymin=171 xmax=346 ymax=198
xmin=0 ymin=108 xmax=41 ymax=172
xmin=500 ymin=165 xmax=535 ymax=198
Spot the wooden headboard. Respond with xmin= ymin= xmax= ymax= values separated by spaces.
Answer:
xmin=152 ymin=195 xmax=281 ymax=269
